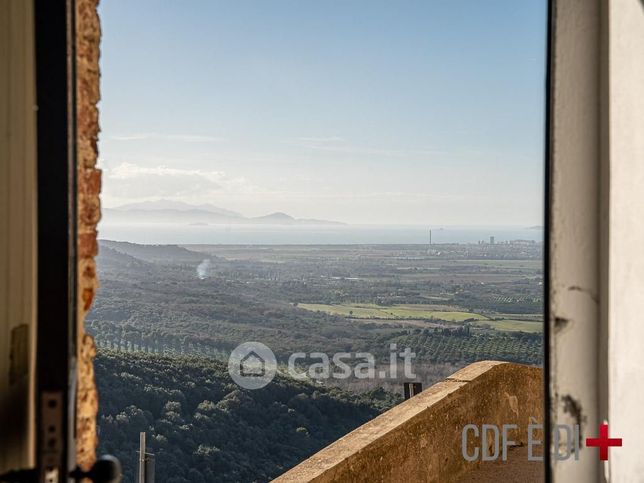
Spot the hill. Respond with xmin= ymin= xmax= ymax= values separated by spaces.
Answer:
xmin=116 ymin=199 xmax=242 ymax=218
xmin=99 ymin=240 xmax=206 ymax=263
xmin=103 ymin=200 xmax=344 ymax=226
xmin=95 ymin=350 xmax=399 ymax=483
xmin=96 ymin=245 xmax=153 ymax=271
xmin=251 ymin=212 xmax=344 ymax=226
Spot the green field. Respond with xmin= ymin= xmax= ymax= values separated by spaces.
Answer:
xmin=471 ymin=319 xmax=543 ymax=333
xmin=298 ymin=303 xmax=488 ymax=322
xmin=298 ymin=303 xmax=543 ymax=333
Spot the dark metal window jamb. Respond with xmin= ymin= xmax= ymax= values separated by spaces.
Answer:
xmin=34 ymin=0 xmax=77 ymax=481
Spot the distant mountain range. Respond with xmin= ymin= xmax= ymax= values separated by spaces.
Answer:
xmin=102 ymin=199 xmax=345 ymax=226
xmin=115 ymin=199 xmax=243 ymax=217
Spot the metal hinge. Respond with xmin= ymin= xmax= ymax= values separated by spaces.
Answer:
xmin=40 ymin=392 xmax=63 ymax=483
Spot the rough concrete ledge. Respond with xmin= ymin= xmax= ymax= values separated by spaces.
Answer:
xmin=275 ymin=361 xmax=543 ymax=483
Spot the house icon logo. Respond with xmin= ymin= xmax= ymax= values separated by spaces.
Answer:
xmin=240 ymin=350 xmax=266 ymax=377
xmin=228 ymin=342 xmax=277 ymax=389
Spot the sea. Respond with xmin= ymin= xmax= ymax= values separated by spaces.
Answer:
xmin=98 ymin=223 xmax=543 ymax=246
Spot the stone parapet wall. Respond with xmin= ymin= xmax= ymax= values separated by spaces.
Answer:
xmin=275 ymin=361 xmax=543 ymax=483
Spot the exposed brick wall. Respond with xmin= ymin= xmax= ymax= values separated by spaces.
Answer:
xmin=76 ymin=0 xmax=101 ymax=471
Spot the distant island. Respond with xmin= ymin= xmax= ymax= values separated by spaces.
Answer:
xmin=102 ymin=199 xmax=346 ymax=226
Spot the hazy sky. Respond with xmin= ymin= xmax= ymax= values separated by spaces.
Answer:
xmin=98 ymin=0 xmax=547 ymax=226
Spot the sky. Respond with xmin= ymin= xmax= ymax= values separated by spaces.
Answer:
xmin=98 ymin=0 xmax=547 ymax=226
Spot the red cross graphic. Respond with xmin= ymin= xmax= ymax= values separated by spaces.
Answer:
xmin=586 ymin=423 xmax=622 ymax=460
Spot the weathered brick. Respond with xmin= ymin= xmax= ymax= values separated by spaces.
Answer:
xmin=78 ymin=232 xmax=98 ymax=259
xmin=76 ymin=0 xmax=101 ymax=471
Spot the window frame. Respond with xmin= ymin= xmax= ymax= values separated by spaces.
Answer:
xmin=32 ymin=0 xmax=619 ymax=481
xmin=34 ymin=0 xmax=78 ymax=480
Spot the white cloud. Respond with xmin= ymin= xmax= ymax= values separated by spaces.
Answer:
xmin=110 ymin=133 xmax=224 ymax=143
xmin=167 ymin=134 xmax=225 ymax=143
xmin=294 ymin=136 xmax=344 ymax=143
xmin=102 ymin=162 xmax=258 ymax=206
xmin=110 ymin=133 xmax=159 ymax=141
xmin=287 ymin=137 xmax=450 ymax=159
xmin=108 ymin=163 xmax=223 ymax=180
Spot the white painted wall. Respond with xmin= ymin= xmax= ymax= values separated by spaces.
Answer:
xmin=552 ymin=0 xmax=644 ymax=480
xmin=607 ymin=0 xmax=644 ymax=480
xmin=0 ymin=0 xmax=37 ymax=472
xmin=550 ymin=0 xmax=603 ymax=480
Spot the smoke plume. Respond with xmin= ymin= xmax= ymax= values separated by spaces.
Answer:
xmin=197 ymin=259 xmax=211 ymax=280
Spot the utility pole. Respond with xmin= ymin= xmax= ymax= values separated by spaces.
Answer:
xmin=403 ymin=382 xmax=423 ymax=400
xmin=138 ymin=432 xmax=146 ymax=483
xmin=137 ymin=431 xmax=155 ymax=483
